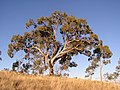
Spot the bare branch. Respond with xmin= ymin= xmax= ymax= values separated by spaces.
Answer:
xmin=51 ymin=41 xmax=73 ymax=65
xmin=31 ymin=46 xmax=45 ymax=56
xmin=45 ymin=52 xmax=49 ymax=65
xmin=51 ymin=45 xmax=60 ymax=58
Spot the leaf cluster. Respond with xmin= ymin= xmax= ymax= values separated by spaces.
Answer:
xmin=104 ymin=60 xmax=120 ymax=81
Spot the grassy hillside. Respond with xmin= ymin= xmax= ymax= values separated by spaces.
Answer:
xmin=0 ymin=71 xmax=120 ymax=90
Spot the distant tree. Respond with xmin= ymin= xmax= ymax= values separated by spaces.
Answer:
xmin=12 ymin=59 xmax=32 ymax=74
xmin=31 ymin=58 xmax=48 ymax=75
xmin=104 ymin=59 xmax=120 ymax=82
xmin=85 ymin=40 xmax=112 ymax=81
xmin=7 ymin=11 xmax=110 ymax=76
xmin=54 ymin=66 xmax=62 ymax=76
xmin=54 ymin=65 xmax=70 ymax=77
xmin=4 ymin=68 xmax=9 ymax=71
xmin=12 ymin=60 xmax=19 ymax=71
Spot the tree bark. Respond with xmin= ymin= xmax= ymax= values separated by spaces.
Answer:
xmin=44 ymin=53 xmax=54 ymax=76
xmin=49 ymin=63 xmax=54 ymax=76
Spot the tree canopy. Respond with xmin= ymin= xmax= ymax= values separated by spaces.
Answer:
xmin=8 ymin=11 xmax=112 ymax=76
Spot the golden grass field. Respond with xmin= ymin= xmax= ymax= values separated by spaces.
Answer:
xmin=0 ymin=70 xmax=120 ymax=90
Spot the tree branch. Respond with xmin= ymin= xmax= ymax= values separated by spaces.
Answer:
xmin=51 ymin=40 xmax=72 ymax=65
xmin=50 ymin=38 xmax=83 ymax=65
xmin=31 ymin=46 xmax=45 ymax=56
xmin=51 ymin=48 xmax=73 ymax=64
xmin=45 ymin=52 xmax=49 ymax=65
xmin=51 ymin=41 xmax=84 ymax=65
xmin=51 ymin=44 xmax=60 ymax=58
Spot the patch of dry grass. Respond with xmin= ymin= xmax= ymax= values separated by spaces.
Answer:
xmin=0 ymin=70 xmax=120 ymax=90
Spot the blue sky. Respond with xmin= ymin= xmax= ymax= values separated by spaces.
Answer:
xmin=0 ymin=0 xmax=120 ymax=79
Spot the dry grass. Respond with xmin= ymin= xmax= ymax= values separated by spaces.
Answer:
xmin=0 ymin=71 xmax=120 ymax=90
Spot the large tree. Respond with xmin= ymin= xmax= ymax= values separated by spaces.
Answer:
xmin=8 ymin=11 xmax=111 ymax=76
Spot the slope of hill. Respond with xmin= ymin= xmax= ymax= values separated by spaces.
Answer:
xmin=0 ymin=70 xmax=120 ymax=90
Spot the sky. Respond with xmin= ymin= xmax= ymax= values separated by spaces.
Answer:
xmin=0 ymin=0 xmax=120 ymax=80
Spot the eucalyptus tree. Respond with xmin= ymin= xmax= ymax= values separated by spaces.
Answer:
xmin=8 ymin=11 xmax=111 ymax=76
xmin=85 ymin=40 xmax=112 ymax=81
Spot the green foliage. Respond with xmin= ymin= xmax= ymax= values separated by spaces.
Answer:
xmin=104 ymin=60 xmax=120 ymax=82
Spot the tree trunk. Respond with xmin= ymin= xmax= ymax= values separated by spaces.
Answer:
xmin=49 ymin=63 xmax=54 ymax=76
xmin=45 ymin=54 xmax=54 ymax=76
xmin=49 ymin=66 xmax=54 ymax=76
xmin=100 ymin=59 xmax=103 ymax=81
